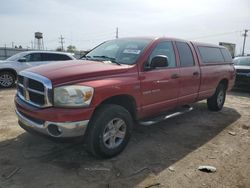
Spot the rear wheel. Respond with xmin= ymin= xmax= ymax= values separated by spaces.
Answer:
xmin=207 ymin=83 xmax=226 ymax=111
xmin=0 ymin=71 xmax=16 ymax=88
xmin=85 ymin=104 xmax=133 ymax=158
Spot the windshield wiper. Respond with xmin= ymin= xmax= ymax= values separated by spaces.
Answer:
xmin=82 ymin=55 xmax=91 ymax=60
xmin=92 ymin=55 xmax=121 ymax=65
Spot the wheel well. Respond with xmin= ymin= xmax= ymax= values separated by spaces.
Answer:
xmin=98 ymin=95 xmax=137 ymax=120
xmin=219 ymin=79 xmax=228 ymax=90
xmin=0 ymin=69 xmax=17 ymax=79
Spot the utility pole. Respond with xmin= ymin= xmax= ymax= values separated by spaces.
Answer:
xmin=31 ymin=40 xmax=33 ymax=49
xmin=4 ymin=44 xmax=7 ymax=59
xmin=59 ymin=35 xmax=65 ymax=51
xmin=242 ymin=29 xmax=248 ymax=56
xmin=116 ymin=27 xmax=119 ymax=39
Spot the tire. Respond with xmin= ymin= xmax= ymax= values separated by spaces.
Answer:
xmin=85 ymin=104 xmax=133 ymax=158
xmin=0 ymin=71 xmax=16 ymax=88
xmin=207 ymin=83 xmax=226 ymax=111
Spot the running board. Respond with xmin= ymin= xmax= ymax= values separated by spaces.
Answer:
xmin=138 ymin=105 xmax=193 ymax=126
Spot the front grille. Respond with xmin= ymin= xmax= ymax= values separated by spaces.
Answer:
xmin=28 ymin=79 xmax=44 ymax=92
xmin=236 ymin=69 xmax=250 ymax=74
xmin=18 ymin=75 xmax=24 ymax=85
xmin=17 ymin=71 xmax=52 ymax=108
xmin=29 ymin=91 xmax=45 ymax=105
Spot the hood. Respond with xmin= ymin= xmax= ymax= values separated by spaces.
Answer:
xmin=234 ymin=65 xmax=250 ymax=70
xmin=0 ymin=60 xmax=17 ymax=67
xmin=27 ymin=60 xmax=132 ymax=85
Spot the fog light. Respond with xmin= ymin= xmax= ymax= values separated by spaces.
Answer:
xmin=47 ymin=124 xmax=62 ymax=137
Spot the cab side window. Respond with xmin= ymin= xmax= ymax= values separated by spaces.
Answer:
xmin=24 ymin=53 xmax=42 ymax=62
xmin=148 ymin=41 xmax=176 ymax=68
xmin=198 ymin=46 xmax=225 ymax=63
xmin=176 ymin=42 xmax=195 ymax=67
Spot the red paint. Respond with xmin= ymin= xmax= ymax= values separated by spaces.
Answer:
xmin=15 ymin=37 xmax=235 ymax=122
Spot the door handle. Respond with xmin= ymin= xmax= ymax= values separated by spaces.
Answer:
xmin=193 ymin=71 xmax=199 ymax=76
xmin=171 ymin=74 xmax=180 ymax=79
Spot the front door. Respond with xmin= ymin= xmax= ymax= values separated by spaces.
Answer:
xmin=22 ymin=53 xmax=43 ymax=69
xmin=139 ymin=41 xmax=180 ymax=118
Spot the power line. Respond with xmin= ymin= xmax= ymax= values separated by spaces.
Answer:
xmin=31 ymin=40 xmax=33 ymax=49
xmin=190 ymin=30 xmax=242 ymax=40
xmin=71 ymin=35 xmax=114 ymax=43
xmin=71 ymin=33 xmax=114 ymax=42
xmin=45 ymin=39 xmax=58 ymax=43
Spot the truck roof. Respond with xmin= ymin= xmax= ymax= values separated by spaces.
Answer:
xmin=116 ymin=37 xmax=225 ymax=49
xmin=191 ymin=41 xmax=226 ymax=49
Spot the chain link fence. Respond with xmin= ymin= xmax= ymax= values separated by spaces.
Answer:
xmin=0 ymin=47 xmax=88 ymax=60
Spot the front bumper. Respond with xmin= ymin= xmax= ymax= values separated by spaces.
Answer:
xmin=16 ymin=109 xmax=89 ymax=137
xmin=15 ymin=95 xmax=95 ymax=138
xmin=235 ymin=75 xmax=250 ymax=88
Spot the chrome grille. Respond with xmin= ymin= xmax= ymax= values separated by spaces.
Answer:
xmin=17 ymin=71 xmax=52 ymax=108
xmin=236 ymin=69 xmax=250 ymax=74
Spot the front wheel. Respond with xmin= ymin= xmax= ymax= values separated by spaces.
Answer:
xmin=85 ymin=104 xmax=133 ymax=158
xmin=0 ymin=71 xmax=16 ymax=88
xmin=207 ymin=83 xmax=226 ymax=111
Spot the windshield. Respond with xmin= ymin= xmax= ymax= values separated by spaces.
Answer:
xmin=6 ymin=52 xmax=27 ymax=61
xmin=233 ymin=57 xmax=250 ymax=66
xmin=84 ymin=38 xmax=152 ymax=65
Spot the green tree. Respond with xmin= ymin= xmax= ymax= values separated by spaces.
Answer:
xmin=56 ymin=47 xmax=63 ymax=51
xmin=67 ymin=45 xmax=76 ymax=53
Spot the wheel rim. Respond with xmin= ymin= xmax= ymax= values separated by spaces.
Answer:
xmin=0 ymin=74 xmax=14 ymax=87
xmin=217 ymin=90 xmax=225 ymax=107
xmin=102 ymin=118 xmax=127 ymax=149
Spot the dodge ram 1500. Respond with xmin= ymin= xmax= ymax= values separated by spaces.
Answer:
xmin=15 ymin=37 xmax=235 ymax=158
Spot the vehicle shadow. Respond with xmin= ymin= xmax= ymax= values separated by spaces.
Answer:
xmin=229 ymin=89 xmax=250 ymax=98
xmin=0 ymin=87 xmax=16 ymax=92
xmin=0 ymin=102 xmax=241 ymax=188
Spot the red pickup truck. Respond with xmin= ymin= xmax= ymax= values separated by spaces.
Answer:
xmin=15 ymin=37 xmax=235 ymax=158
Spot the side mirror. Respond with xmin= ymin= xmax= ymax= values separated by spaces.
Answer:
xmin=150 ymin=55 xmax=169 ymax=68
xmin=18 ymin=57 xmax=26 ymax=62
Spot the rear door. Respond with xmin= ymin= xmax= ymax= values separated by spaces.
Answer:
xmin=175 ymin=41 xmax=200 ymax=105
xmin=139 ymin=41 xmax=180 ymax=117
xmin=41 ymin=53 xmax=72 ymax=65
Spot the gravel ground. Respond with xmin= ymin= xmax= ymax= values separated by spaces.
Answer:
xmin=0 ymin=88 xmax=249 ymax=188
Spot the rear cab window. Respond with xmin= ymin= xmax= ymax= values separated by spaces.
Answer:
xmin=220 ymin=48 xmax=232 ymax=62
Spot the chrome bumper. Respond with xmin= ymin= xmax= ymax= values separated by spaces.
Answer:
xmin=16 ymin=109 xmax=89 ymax=138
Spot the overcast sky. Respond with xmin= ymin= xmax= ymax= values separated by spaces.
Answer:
xmin=0 ymin=0 xmax=250 ymax=54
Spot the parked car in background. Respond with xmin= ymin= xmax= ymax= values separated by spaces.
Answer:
xmin=15 ymin=37 xmax=235 ymax=158
xmin=0 ymin=51 xmax=75 ymax=88
xmin=233 ymin=56 xmax=250 ymax=89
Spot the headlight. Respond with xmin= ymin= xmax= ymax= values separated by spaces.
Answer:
xmin=54 ymin=85 xmax=94 ymax=107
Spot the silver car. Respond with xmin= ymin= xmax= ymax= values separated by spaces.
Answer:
xmin=0 ymin=51 xmax=75 ymax=88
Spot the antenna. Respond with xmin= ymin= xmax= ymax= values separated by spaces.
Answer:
xmin=116 ymin=27 xmax=119 ymax=39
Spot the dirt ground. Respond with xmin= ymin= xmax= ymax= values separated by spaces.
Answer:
xmin=0 ymin=88 xmax=249 ymax=188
